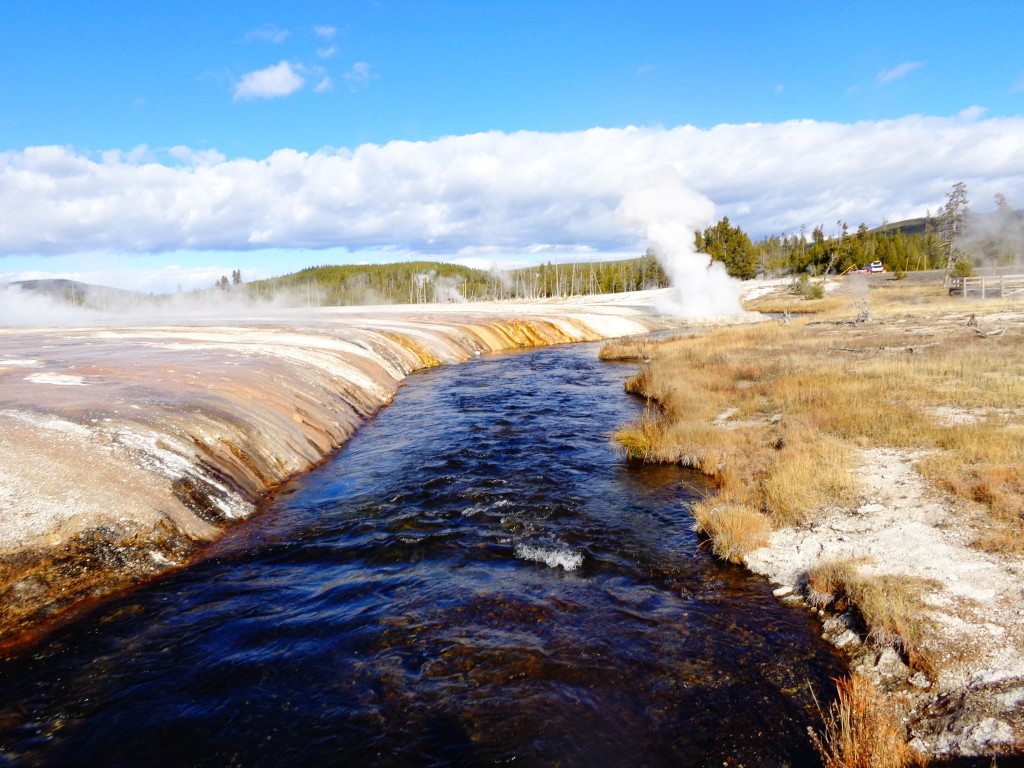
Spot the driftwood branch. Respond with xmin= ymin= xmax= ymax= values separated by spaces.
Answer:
xmin=879 ymin=342 xmax=941 ymax=353
xmin=808 ymin=300 xmax=875 ymax=327
xmin=829 ymin=342 xmax=941 ymax=355
xmin=973 ymin=327 xmax=1006 ymax=338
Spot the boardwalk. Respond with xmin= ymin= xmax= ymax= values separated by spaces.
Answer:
xmin=949 ymin=274 xmax=1024 ymax=298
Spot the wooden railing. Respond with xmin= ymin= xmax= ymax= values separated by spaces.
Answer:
xmin=949 ymin=275 xmax=1024 ymax=298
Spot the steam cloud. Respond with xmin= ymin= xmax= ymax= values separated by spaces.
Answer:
xmin=0 ymin=283 xmax=333 ymax=328
xmin=617 ymin=169 xmax=741 ymax=317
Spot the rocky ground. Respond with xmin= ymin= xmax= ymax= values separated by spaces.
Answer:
xmin=748 ymin=445 xmax=1024 ymax=757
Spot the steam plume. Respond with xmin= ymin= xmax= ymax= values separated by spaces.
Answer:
xmin=617 ymin=169 xmax=742 ymax=317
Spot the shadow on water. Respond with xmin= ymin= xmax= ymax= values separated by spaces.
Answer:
xmin=0 ymin=342 xmax=847 ymax=767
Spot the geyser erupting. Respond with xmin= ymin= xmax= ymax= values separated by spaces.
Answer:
xmin=618 ymin=168 xmax=743 ymax=318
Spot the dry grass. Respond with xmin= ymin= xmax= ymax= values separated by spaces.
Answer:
xmin=612 ymin=408 xmax=674 ymax=464
xmin=811 ymin=674 xmax=922 ymax=768
xmin=690 ymin=501 xmax=771 ymax=563
xmin=606 ymin=277 xmax=1024 ymax=555
xmin=598 ymin=336 xmax=662 ymax=360
xmin=806 ymin=559 xmax=935 ymax=665
xmin=806 ymin=558 xmax=863 ymax=610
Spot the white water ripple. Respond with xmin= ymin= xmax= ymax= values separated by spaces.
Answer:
xmin=514 ymin=543 xmax=584 ymax=571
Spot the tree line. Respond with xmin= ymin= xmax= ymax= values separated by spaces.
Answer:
xmin=696 ymin=183 xmax=1022 ymax=280
xmin=239 ymin=251 xmax=669 ymax=306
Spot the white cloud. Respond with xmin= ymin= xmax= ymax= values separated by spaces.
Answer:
xmin=234 ymin=61 xmax=305 ymax=101
xmin=2 ymin=116 xmax=1024 ymax=263
xmin=245 ymin=25 xmax=290 ymax=44
xmin=877 ymin=61 xmax=924 ymax=84
xmin=957 ymin=105 xmax=988 ymax=121
xmin=314 ymin=25 xmax=337 ymax=40
xmin=317 ymin=45 xmax=338 ymax=59
xmin=314 ymin=76 xmax=333 ymax=93
xmin=343 ymin=61 xmax=375 ymax=89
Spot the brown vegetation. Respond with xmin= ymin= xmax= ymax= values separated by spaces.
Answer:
xmin=811 ymin=674 xmax=922 ymax=768
xmin=610 ymin=280 xmax=1024 ymax=562
xmin=609 ymin=278 xmax=1024 ymax=760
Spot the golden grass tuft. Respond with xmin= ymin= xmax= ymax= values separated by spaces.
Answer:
xmin=598 ymin=337 xmax=659 ymax=361
xmin=806 ymin=558 xmax=862 ymax=610
xmin=690 ymin=501 xmax=771 ymax=564
xmin=762 ymin=429 xmax=855 ymax=526
xmin=811 ymin=674 xmax=921 ymax=768
xmin=612 ymin=409 xmax=673 ymax=463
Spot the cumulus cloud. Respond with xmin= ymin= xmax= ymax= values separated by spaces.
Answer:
xmin=2 ymin=116 xmax=1024 ymax=262
xmin=877 ymin=61 xmax=924 ymax=84
xmin=314 ymin=25 xmax=337 ymax=39
xmin=234 ymin=61 xmax=305 ymax=100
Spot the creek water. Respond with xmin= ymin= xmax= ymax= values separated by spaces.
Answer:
xmin=0 ymin=341 xmax=845 ymax=767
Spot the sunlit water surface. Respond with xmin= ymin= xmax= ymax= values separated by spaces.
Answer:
xmin=0 ymin=342 xmax=844 ymax=767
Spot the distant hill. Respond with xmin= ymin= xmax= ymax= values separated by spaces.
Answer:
xmin=868 ymin=217 xmax=930 ymax=237
xmin=870 ymin=208 xmax=1024 ymax=237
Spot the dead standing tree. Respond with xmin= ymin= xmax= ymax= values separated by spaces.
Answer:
xmin=940 ymin=181 xmax=970 ymax=285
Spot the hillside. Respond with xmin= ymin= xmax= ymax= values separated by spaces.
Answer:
xmin=245 ymin=253 xmax=668 ymax=305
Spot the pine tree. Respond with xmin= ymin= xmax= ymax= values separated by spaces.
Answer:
xmin=695 ymin=217 xmax=758 ymax=279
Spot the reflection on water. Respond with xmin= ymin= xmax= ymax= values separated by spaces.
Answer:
xmin=0 ymin=342 xmax=844 ymax=767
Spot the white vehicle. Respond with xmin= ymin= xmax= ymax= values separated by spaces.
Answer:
xmin=869 ymin=261 xmax=885 ymax=272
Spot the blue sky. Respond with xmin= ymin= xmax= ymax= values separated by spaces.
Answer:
xmin=2 ymin=0 xmax=1024 ymax=290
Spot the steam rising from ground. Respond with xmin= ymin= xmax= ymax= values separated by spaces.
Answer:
xmin=0 ymin=283 xmax=328 ymax=327
xmin=0 ymin=287 xmax=99 ymax=327
xmin=618 ymin=170 xmax=742 ymax=317
xmin=963 ymin=204 xmax=1024 ymax=270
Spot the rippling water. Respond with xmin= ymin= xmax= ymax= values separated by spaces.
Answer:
xmin=0 ymin=342 xmax=845 ymax=767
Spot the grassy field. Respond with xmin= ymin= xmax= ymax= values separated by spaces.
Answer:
xmin=606 ymin=275 xmax=1024 ymax=764
xmin=611 ymin=278 xmax=1024 ymax=561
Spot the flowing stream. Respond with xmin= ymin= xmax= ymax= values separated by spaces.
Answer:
xmin=0 ymin=341 xmax=845 ymax=767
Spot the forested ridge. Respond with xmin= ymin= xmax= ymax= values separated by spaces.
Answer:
xmin=241 ymin=252 xmax=670 ymax=305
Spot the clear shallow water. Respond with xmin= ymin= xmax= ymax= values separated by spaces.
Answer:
xmin=0 ymin=342 xmax=845 ymax=767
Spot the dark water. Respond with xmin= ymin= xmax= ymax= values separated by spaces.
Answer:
xmin=0 ymin=342 xmax=845 ymax=767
